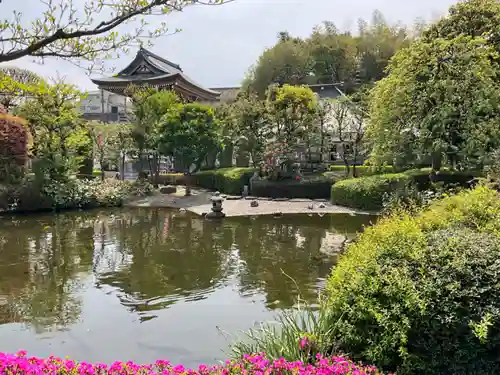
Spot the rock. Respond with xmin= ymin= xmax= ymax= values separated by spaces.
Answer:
xmin=318 ymin=203 xmax=326 ymax=209
xmin=308 ymin=204 xmax=314 ymax=210
xmin=160 ymin=185 xmax=177 ymax=194
xmin=179 ymin=208 xmax=186 ymax=213
xmin=250 ymin=200 xmax=259 ymax=207
xmin=273 ymin=211 xmax=283 ymax=217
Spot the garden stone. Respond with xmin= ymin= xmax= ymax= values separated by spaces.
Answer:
xmin=273 ymin=198 xmax=290 ymax=202
xmin=206 ymin=191 xmax=225 ymax=219
xmin=318 ymin=203 xmax=327 ymax=208
xmin=226 ymin=195 xmax=242 ymax=200
xmin=242 ymin=185 xmax=249 ymax=197
xmin=250 ymin=200 xmax=259 ymax=208
xmin=245 ymin=196 xmax=257 ymax=200
xmin=160 ymin=185 xmax=177 ymax=194
xmin=308 ymin=204 xmax=314 ymax=210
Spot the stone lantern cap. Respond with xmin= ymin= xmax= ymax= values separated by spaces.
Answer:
xmin=211 ymin=191 xmax=224 ymax=203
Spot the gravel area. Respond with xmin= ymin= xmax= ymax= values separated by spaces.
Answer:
xmin=125 ymin=186 xmax=372 ymax=217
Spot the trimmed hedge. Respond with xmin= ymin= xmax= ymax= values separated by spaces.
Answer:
xmin=331 ymin=169 xmax=477 ymax=211
xmin=192 ymin=167 xmax=256 ymax=195
xmin=324 ymin=187 xmax=500 ymax=374
xmin=328 ymin=165 xmax=395 ymax=177
xmin=251 ymin=178 xmax=332 ymax=199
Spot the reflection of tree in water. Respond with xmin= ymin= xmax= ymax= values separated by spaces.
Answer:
xmin=0 ymin=208 xmax=374 ymax=331
xmin=95 ymin=210 xmax=234 ymax=310
xmin=0 ymin=213 xmax=97 ymax=333
xmin=229 ymin=214 xmax=374 ymax=309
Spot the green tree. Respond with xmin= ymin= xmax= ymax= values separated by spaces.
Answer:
xmin=368 ymin=36 xmax=500 ymax=171
xmin=158 ymin=102 xmax=221 ymax=173
xmin=0 ymin=67 xmax=44 ymax=110
xmin=0 ymin=0 xmax=230 ymax=70
xmin=243 ymin=36 xmax=315 ymax=97
xmin=231 ymin=93 xmax=270 ymax=167
xmin=307 ymin=23 xmax=358 ymax=86
xmin=356 ymin=10 xmax=411 ymax=84
xmin=423 ymin=0 xmax=500 ymax=58
xmin=128 ymin=87 xmax=179 ymax=180
xmin=16 ymin=82 xmax=87 ymax=181
xmin=265 ymin=84 xmax=317 ymax=169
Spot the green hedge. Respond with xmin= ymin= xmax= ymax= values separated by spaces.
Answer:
xmin=154 ymin=173 xmax=187 ymax=186
xmin=324 ymin=187 xmax=500 ymax=374
xmin=192 ymin=167 xmax=256 ymax=195
xmin=328 ymin=165 xmax=395 ymax=177
xmin=331 ymin=169 xmax=477 ymax=211
xmin=251 ymin=178 xmax=332 ymax=199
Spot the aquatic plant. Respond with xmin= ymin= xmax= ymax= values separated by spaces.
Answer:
xmin=0 ymin=351 xmax=385 ymax=375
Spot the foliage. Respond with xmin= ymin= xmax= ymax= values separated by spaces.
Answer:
xmin=327 ymin=165 xmax=394 ymax=177
xmin=0 ymin=67 xmax=44 ymax=110
xmin=0 ymin=177 xmax=142 ymax=212
xmin=229 ymin=93 xmax=270 ymax=167
xmin=192 ymin=167 xmax=256 ymax=195
xmin=0 ymin=113 xmax=28 ymax=183
xmin=423 ymin=0 xmax=500 ymax=61
xmin=368 ymin=34 xmax=500 ymax=171
xmin=330 ymin=169 xmax=478 ymax=210
xmin=244 ymin=35 xmax=315 ymax=96
xmin=265 ymin=84 xmax=317 ymax=170
xmin=324 ymin=187 xmax=500 ymax=374
xmin=0 ymin=351 xmax=385 ymax=375
xmin=0 ymin=0 xmax=230 ymax=71
xmin=251 ymin=177 xmax=332 ymax=199
xmin=158 ymin=102 xmax=221 ymax=173
xmin=15 ymin=82 xmax=87 ymax=182
xmin=232 ymin=301 xmax=338 ymax=363
xmin=331 ymin=172 xmax=412 ymax=211
xmin=243 ymin=11 xmax=412 ymax=96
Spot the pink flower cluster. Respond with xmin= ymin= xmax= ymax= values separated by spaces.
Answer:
xmin=0 ymin=351 xmax=385 ymax=375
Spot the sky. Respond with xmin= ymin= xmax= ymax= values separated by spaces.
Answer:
xmin=2 ymin=0 xmax=459 ymax=92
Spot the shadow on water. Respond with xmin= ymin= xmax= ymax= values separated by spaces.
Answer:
xmin=0 ymin=208 xmax=375 ymax=365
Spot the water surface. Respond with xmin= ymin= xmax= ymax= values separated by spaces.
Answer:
xmin=0 ymin=209 xmax=373 ymax=367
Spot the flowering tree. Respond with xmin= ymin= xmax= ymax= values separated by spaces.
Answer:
xmin=0 ymin=110 xmax=28 ymax=183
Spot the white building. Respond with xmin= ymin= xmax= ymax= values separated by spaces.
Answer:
xmin=79 ymin=90 xmax=132 ymax=123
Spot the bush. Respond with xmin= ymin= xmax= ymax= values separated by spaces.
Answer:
xmin=331 ymin=173 xmax=411 ymax=211
xmin=0 ymin=178 xmax=137 ymax=213
xmin=0 ymin=351 xmax=385 ymax=375
xmin=328 ymin=165 xmax=394 ymax=177
xmin=331 ymin=169 xmax=478 ymax=210
xmin=0 ymin=113 xmax=28 ymax=183
xmin=192 ymin=167 xmax=256 ymax=195
xmin=155 ymin=173 xmax=186 ymax=186
xmin=251 ymin=177 xmax=332 ymax=199
xmin=324 ymin=187 xmax=500 ymax=375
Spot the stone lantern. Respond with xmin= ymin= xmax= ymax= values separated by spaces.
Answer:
xmin=206 ymin=191 xmax=225 ymax=219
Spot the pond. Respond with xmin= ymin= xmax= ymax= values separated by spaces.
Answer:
xmin=0 ymin=209 xmax=374 ymax=367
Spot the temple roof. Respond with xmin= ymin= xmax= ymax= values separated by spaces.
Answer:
xmin=91 ymin=47 xmax=220 ymax=99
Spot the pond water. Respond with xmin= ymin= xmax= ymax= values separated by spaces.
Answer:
xmin=0 ymin=209 xmax=374 ymax=367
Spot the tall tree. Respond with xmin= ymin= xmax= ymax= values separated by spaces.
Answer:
xmin=0 ymin=0 xmax=231 ymax=70
xmin=243 ymin=36 xmax=315 ymax=96
xmin=368 ymin=36 xmax=500 ymax=171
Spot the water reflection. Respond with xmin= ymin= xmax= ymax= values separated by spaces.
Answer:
xmin=0 ymin=209 xmax=374 ymax=364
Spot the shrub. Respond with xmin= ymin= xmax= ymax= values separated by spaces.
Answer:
xmin=155 ymin=173 xmax=186 ymax=186
xmin=0 ymin=113 xmax=28 ymax=182
xmin=192 ymin=167 xmax=256 ymax=195
xmin=328 ymin=165 xmax=394 ymax=177
xmin=251 ymin=177 xmax=332 ymax=199
xmin=331 ymin=169 xmax=478 ymax=210
xmin=0 ymin=351 xmax=385 ymax=375
xmin=331 ymin=173 xmax=411 ymax=211
xmin=324 ymin=187 xmax=500 ymax=375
